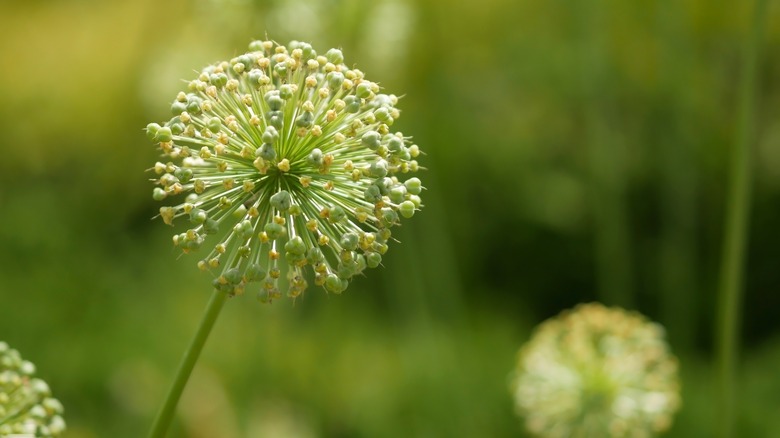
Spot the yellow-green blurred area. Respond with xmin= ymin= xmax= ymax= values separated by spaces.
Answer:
xmin=1 ymin=0 xmax=780 ymax=436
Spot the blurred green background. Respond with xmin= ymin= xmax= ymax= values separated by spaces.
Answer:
xmin=1 ymin=0 xmax=780 ymax=436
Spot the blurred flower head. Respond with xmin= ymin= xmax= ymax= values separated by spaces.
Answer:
xmin=511 ymin=303 xmax=681 ymax=438
xmin=147 ymin=40 xmax=424 ymax=302
xmin=0 ymin=342 xmax=66 ymax=437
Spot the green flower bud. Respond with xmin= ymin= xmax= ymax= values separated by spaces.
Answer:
xmin=356 ymin=81 xmax=372 ymax=98
xmin=285 ymin=251 xmax=305 ymax=267
xmin=262 ymin=126 xmax=279 ymax=144
xmin=307 ymin=148 xmax=323 ymax=166
xmin=186 ymin=95 xmax=203 ymax=114
xmin=364 ymin=185 xmax=382 ymax=203
xmin=257 ymin=143 xmax=276 ymax=160
xmin=212 ymin=276 xmax=234 ymax=292
xmin=343 ymin=95 xmax=361 ymax=113
xmin=279 ymin=84 xmax=295 ymax=100
xmin=174 ymin=168 xmax=193 ymax=184
xmin=301 ymin=43 xmax=316 ymax=59
xmin=30 ymin=378 xmax=50 ymax=396
xmin=203 ymin=218 xmax=219 ymax=234
xmin=169 ymin=121 xmax=185 ymax=135
xmin=232 ymin=204 xmax=248 ymax=218
xmin=264 ymin=222 xmax=286 ymax=240
xmin=326 ymin=48 xmax=344 ymax=65
xmin=386 ymin=135 xmax=403 ymax=152
xmin=245 ymin=263 xmax=266 ymax=282
xmin=211 ymin=72 xmax=228 ymax=87
xmin=337 ymin=261 xmax=355 ymax=279
xmin=248 ymin=69 xmax=267 ymax=86
xmin=237 ymin=54 xmax=256 ymax=70
xmin=268 ymin=111 xmax=284 ymax=130
xmin=146 ymin=123 xmax=161 ymax=140
xmin=368 ymin=160 xmax=388 ymax=178
xmin=374 ymin=107 xmax=391 ymax=122
xmin=171 ymin=100 xmax=187 ymax=114
xmin=327 ymin=71 xmax=345 ymax=90
xmin=265 ymin=91 xmax=284 ymax=111
xmin=366 ymin=252 xmax=382 ymax=268
xmin=377 ymin=228 xmax=392 ymax=242
xmin=274 ymin=61 xmax=288 ymax=77
xmin=285 ymin=236 xmax=306 ymax=256
xmin=389 ymin=185 xmax=407 ymax=204
xmin=362 ymin=131 xmax=381 ymax=150
xmin=324 ymin=273 xmax=347 ymax=294
xmin=329 ymin=205 xmax=346 ymax=223
xmin=295 ymin=111 xmax=314 ymax=128
xmin=307 ymin=247 xmax=325 ymax=263
xmin=43 ymin=398 xmax=64 ymax=416
xmin=207 ymin=117 xmax=222 ymax=133
xmin=224 ymin=267 xmax=242 ymax=284
xmin=234 ymin=220 xmax=254 ymax=239
xmin=270 ymin=190 xmax=292 ymax=211
xmin=152 ymin=187 xmax=167 ymax=201
xmin=155 ymin=126 xmax=173 ymax=142
xmin=381 ymin=207 xmax=398 ymax=227
xmin=340 ymin=232 xmax=359 ymax=251
xmin=404 ymin=177 xmax=422 ymax=195
xmin=399 ymin=201 xmax=416 ymax=218
xmin=189 ymin=208 xmax=207 ymax=224
xmin=248 ymin=40 xmax=264 ymax=51
xmin=355 ymin=253 xmax=366 ymax=272
xmin=374 ymin=177 xmax=393 ymax=194
xmin=374 ymin=242 xmax=389 ymax=254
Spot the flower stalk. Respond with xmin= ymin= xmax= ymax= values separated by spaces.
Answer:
xmin=715 ymin=0 xmax=768 ymax=436
xmin=148 ymin=290 xmax=226 ymax=438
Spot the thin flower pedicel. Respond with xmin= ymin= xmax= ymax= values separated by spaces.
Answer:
xmin=146 ymin=40 xmax=424 ymax=302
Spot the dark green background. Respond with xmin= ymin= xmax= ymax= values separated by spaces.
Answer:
xmin=1 ymin=0 xmax=779 ymax=436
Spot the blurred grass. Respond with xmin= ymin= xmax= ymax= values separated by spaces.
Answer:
xmin=1 ymin=0 xmax=780 ymax=436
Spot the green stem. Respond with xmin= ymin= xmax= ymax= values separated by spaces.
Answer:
xmin=148 ymin=290 xmax=228 ymax=438
xmin=716 ymin=1 xmax=767 ymax=437
xmin=577 ymin=0 xmax=635 ymax=310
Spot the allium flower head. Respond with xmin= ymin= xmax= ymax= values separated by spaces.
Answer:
xmin=146 ymin=40 xmax=424 ymax=302
xmin=511 ymin=303 xmax=681 ymax=438
xmin=0 ymin=342 xmax=66 ymax=437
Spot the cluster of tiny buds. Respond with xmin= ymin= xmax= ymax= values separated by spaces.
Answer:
xmin=146 ymin=39 xmax=424 ymax=302
xmin=0 ymin=342 xmax=66 ymax=437
xmin=511 ymin=303 xmax=681 ymax=438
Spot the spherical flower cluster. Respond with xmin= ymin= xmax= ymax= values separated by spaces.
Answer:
xmin=0 ymin=342 xmax=66 ymax=437
xmin=511 ymin=303 xmax=681 ymax=438
xmin=146 ymin=40 xmax=424 ymax=302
